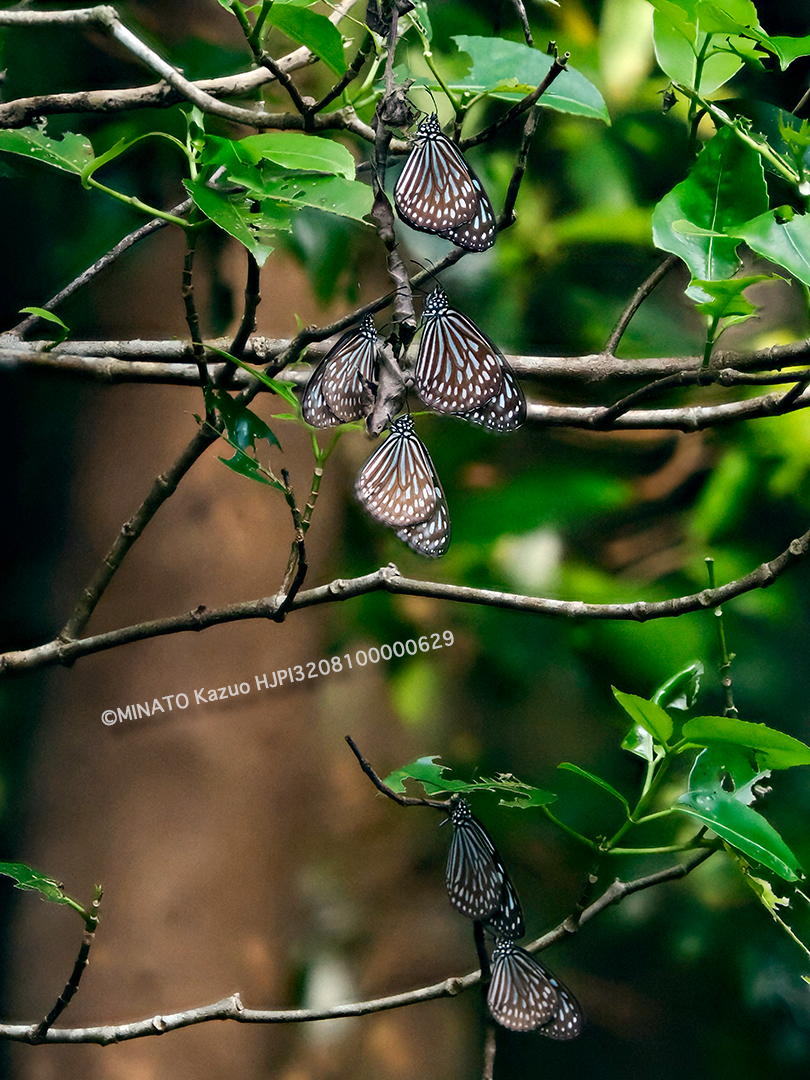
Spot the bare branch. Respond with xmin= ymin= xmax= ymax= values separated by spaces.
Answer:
xmin=5 ymin=525 xmax=810 ymax=675
xmin=0 ymin=853 xmax=712 ymax=1045
xmin=604 ymin=256 xmax=679 ymax=356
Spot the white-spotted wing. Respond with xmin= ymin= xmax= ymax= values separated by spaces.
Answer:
xmin=396 ymin=483 xmax=451 ymax=558
xmin=416 ymin=286 xmax=504 ymax=414
xmin=465 ymin=362 xmax=526 ymax=432
xmin=321 ymin=314 xmax=380 ymax=422
xmin=439 ymin=174 xmax=497 ymax=251
xmin=355 ymin=415 xmax=439 ymax=527
xmin=445 ymin=795 xmax=525 ymax=938
xmin=301 ymin=359 xmax=342 ymax=428
xmin=536 ymin=971 xmax=583 ymax=1040
xmin=394 ymin=113 xmax=480 ymax=235
xmin=487 ymin=939 xmax=560 ymax=1033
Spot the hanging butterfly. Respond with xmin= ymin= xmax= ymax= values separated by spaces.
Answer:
xmin=445 ymin=795 xmax=525 ymax=939
xmin=394 ymin=113 xmax=497 ymax=252
xmin=355 ymin=415 xmax=450 ymax=556
xmin=487 ymin=939 xmax=582 ymax=1038
xmin=466 ymin=363 xmax=527 ymax=433
xmin=415 ymin=285 xmax=505 ymax=415
xmin=487 ymin=939 xmax=559 ymax=1032
xmin=396 ymin=482 xmax=451 ymax=558
xmin=301 ymin=315 xmax=380 ymax=428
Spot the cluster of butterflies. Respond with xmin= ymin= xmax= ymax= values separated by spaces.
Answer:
xmin=300 ymin=112 xmax=523 ymax=558
xmin=445 ymin=795 xmax=583 ymax=1037
xmin=301 ymin=287 xmax=525 ymax=557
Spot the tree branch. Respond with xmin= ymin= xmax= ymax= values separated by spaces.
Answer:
xmin=5 ymin=525 xmax=810 ymax=675
xmin=0 ymin=852 xmax=712 ymax=1045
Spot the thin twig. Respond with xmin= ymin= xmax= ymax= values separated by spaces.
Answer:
xmin=510 ymin=0 xmax=533 ymax=46
xmin=9 ymin=199 xmax=193 ymax=339
xmin=604 ymin=256 xmax=679 ymax=356
xmin=272 ymin=470 xmax=309 ymax=622
xmin=6 ymin=525 xmax=810 ymax=675
xmin=345 ymin=736 xmax=448 ymax=809
xmin=31 ymin=886 xmax=103 ymax=1043
xmin=228 ymin=253 xmax=262 ymax=363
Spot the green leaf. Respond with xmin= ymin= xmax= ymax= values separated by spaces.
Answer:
xmin=682 ymin=716 xmax=810 ymax=770
xmin=613 ymin=687 xmax=674 ymax=743
xmin=236 ymin=133 xmax=356 ymax=178
xmin=0 ymin=127 xmax=94 ymax=175
xmin=730 ymin=208 xmax=810 ymax=286
xmin=0 ymin=862 xmax=75 ymax=905
xmin=451 ymin=36 xmax=610 ymax=124
xmin=652 ymin=12 xmax=742 ymax=92
xmin=766 ymin=34 xmax=810 ymax=70
xmin=219 ymin=448 xmax=284 ymax=489
xmin=621 ymin=722 xmax=657 ymax=763
xmin=557 ymin=762 xmax=630 ymax=813
xmin=652 ymin=127 xmax=769 ymax=291
xmin=185 ymin=177 xmax=285 ymax=266
xmin=676 ymin=747 xmax=802 ymax=882
xmin=677 ymin=793 xmax=801 ymax=880
xmin=205 ymin=388 xmax=281 ymax=452
xmin=207 ymin=346 xmax=300 ymax=408
xmin=652 ymin=662 xmax=703 ymax=711
xmin=265 ymin=5 xmax=346 ymax=75
xmin=691 ymin=273 xmax=776 ymax=320
xmin=384 ymin=758 xmax=556 ymax=806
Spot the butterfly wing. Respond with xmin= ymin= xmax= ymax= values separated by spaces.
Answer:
xmin=355 ymin=416 xmax=438 ymax=527
xmin=439 ymin=173 xmax=497 ymax=252
xmin=301 ymin=359 xmax=342 ymax=428
xmin=465 ymin=362 xmax=526 ymax=432
xmin=487 ymin=941 xmax=559 ymax=1032
xmin=396 ymin=483 xmax=451 ymax=557
xmin=445 ymin=797 xmax=525 ymax=935
xmin=537 ymin=974 xmax=583 ymax=1040
xmin=416 ymin=288 xmax=504 ymax=413
xmin=394 ymin=114 xmax=480 ymax=234
xmin=321 ymin=315 xmax=379 ymax=422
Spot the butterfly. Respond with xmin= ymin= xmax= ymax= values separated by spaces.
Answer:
xmin=355 ymin=415 xmax=451 ymax=557
xmin=415 ymin=286 xmax=525 ymax=431
xmin=394 ymin=113 xmax=497 ymax=252
xmin=302 ymin=315 xmax=380 ymax=428
xmin=445 ymin=795 xmax=525 ymax=939
xmin=487 ymin=939 xmax=560 ymax=1032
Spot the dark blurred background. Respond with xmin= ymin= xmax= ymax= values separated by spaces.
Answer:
xmin=3 ymin=1 xmax=810 ymax=1078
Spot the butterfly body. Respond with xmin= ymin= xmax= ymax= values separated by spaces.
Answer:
xmin=394 ymin=114 xmax=496 ymax=251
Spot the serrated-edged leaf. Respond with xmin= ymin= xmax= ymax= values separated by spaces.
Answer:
xmin=682 ymin=716 xmax=810 ymax=770
xmin=558 ymin=763 xmax=630 ymax=813
xmin=652 ymin=127 xmax=769 ymax=288
xmin=653 ymin=662 xmax=703 ymax=710
xmin=205 ymin=388 xmax=281 ymax=452
xmin=384 ymin=759 xmax=556 ymax=805
xmin=265 ymin=6 xmax=346 ymax=75
xmin=0 ymin=862 xmax=73 ymax=905
xmin=451 ymin=36 xmax=609 ymax=124
xmin=691 ymin=273 xmax=776 ymax=320
xmin=613 ymin=687 xmax=674 ymax=743
xmin=730 ymin=208 xmax=810 ymax=287
xmin=385 ymin=755 xmax=456 ymax=794
xmin=235 ymin=133 xmax=356 ymax=178
xmin=676 ymin=791 xmax=801 ymax=880
xmin=0 ymin=127 xmax=94 ymax=174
